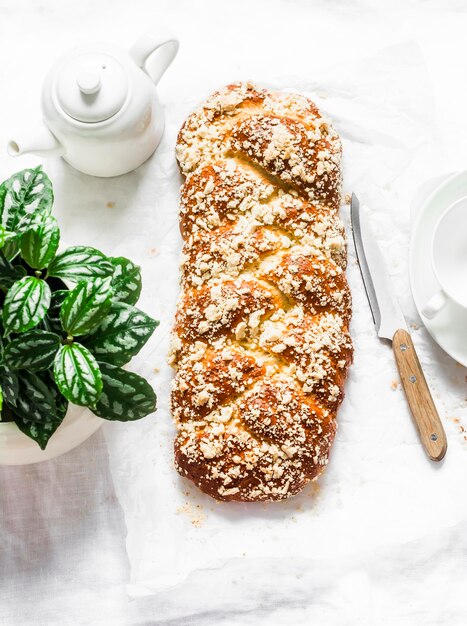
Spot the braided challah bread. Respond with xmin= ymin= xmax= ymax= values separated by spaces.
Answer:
xmin=169 ymin=82 xmax=353 ymax=502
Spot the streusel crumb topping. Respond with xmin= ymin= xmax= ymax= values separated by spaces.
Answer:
xmin=171 ymin=82 xmax=352 ymax=502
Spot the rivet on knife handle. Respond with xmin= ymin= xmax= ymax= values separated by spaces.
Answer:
xmin=392 ymin=328 xmax=447 ymax=461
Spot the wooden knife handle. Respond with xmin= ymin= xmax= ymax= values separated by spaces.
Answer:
xmin=392 ymin=329 xmax=447 ymax=461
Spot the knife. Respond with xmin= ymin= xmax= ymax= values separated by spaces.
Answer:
xmin=350 ymin=194 xmax=447 ymax=461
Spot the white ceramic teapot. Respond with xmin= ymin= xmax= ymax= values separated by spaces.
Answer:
xmin=7 ymin=31 xmax=179 ymax=177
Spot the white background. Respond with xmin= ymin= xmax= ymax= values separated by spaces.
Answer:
xmin=1 ymin=1 xmax=467 ymax=625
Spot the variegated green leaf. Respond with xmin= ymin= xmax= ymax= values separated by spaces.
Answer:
xmin=0 ymin=386 xmax=3 ymax=412
xmin=4 ymin=330 xmax=61 ymax=371
xmin=36 ymin=369 xmax=69 ymax=419
xmin=56 ymin=392 xmax=69 ymax=421
xmin=110 ymin=257 xmax=142 ymax=305
xmin=0 ymin=166 xmax=53 ymax=231
xmin=1 ymin=239 xmax=20 ymax=261
xmin=83 ymin=302 xmax=158 ymax=366
xmin=60 ymin=277 xmax=113 ymax=336
xmin=12 ymin=371 xmax=57 ymax=423
xmin=20 ymin=213 xmax=60 ymax=269
xmin=0 ymin=182 xmax=6 ymax=216
xmin=0 ymin=226 xmax=16 ymax=249
xmin=3 ymin=276 xmax=51 ymax=334
xmin=48 ymin=246 xmax=113 ymax=283
xmin=54 ymin=343 xmax=102 ymax=406
xmin=42 ymin=288 xmax=68 ymax=333
xmin=0 ymin=252 xmax=27 ymax=290
xmin=12 ymin=379 xmax=67 ymax=448
xmin=39 ymin=369 xmax=70 ymax=420
xmin=14 ymin=416 xmax=62 ymax=450
xmin=94 ymin=362 xmax=157 ymax=421
xmin=0 ymin=365 xmax=19 ymax=406
xmin=16 ymin=209 xmax=48 ymax=233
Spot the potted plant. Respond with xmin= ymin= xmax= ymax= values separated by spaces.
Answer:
xmin=0 ymin=166 xmax=158 ymax=464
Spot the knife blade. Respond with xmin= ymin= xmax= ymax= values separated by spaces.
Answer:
xmin=350 ymin=195 xmax=407 ymax=339
xmin=350 ymin=193 xmax=447 ymax=462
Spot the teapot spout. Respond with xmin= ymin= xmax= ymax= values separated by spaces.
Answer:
xmin=7 ymin=125 xmax=64 ymax=158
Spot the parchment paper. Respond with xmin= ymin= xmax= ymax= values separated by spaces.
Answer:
xmin=99 ymin=42 xmax=467 ymax=601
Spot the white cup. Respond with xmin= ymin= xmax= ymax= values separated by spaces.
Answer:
xmin=422 ymin=198 xmax=467 ymax=319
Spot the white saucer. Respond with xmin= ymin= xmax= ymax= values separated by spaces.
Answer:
xmin=410 ymin=170 xmax=467 ymax=367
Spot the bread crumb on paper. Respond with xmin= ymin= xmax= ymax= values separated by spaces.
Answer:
xmin=311 ymin=481 xmax=320 ymax=494
xmin=176 ymin=502 xmax=206 ymax=528
xmin=391 ymin=380 xmax=400 ymax=391
xmin=449 ymin=417 xmax=467 ymax=442
xmin=106 ymin=201 xmax=115 ymax=208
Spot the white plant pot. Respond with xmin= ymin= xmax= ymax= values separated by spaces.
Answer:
xmin=0 ymin=404 xmax=103 ymax=465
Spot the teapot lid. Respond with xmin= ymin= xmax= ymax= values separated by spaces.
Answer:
xmin=55 ymin=52 xmax=128 ymax=123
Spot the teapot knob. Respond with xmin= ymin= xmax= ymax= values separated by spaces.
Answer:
xmin=76 ymin=68 xmax=101 ymax=95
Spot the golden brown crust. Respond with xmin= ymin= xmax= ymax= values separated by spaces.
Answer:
xmin=170 ymin=82 xmax=352 ymax=502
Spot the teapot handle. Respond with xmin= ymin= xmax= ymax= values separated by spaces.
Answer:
xmin=129 ymin=30 xmax=179 ymax=86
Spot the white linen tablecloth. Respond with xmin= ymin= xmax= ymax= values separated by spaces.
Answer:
xmin=2 ymin=1 xmax=467 ymax=625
